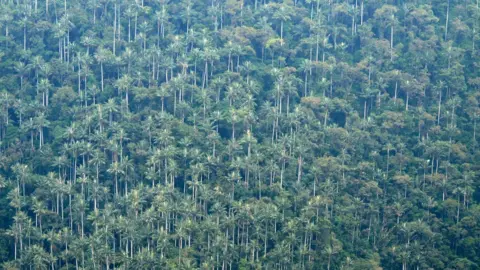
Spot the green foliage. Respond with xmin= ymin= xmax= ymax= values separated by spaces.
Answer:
xmin=0 ymin=0 xmax=478 ymax=269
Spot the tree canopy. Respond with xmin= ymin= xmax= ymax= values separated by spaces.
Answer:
xmin=0 ymin=0 xmax=479 ymax=269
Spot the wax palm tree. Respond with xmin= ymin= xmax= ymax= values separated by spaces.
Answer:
xmin=121 ymin=156 xmax=134 ymax=196
xmin=107 ymin=161 xmax=124 ymax=198
xmin=94 ymin=47 xmax=112 ymax=92
xmin=299 ymin=59 xmax=314 ymax=96
xmin=14 ymin=61 xmax=30 ymax=90
xmin=115 ymin=74 xmax=133 ymax=109
xmin=22 ymin=244 xmax=50 ymax=270
xmin=31 ymin=196 xmax=48 ymax=233
xmin=271 ymin=3 xmax=294 ymax=42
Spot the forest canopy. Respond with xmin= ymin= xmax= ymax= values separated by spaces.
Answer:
xmin=0 ymin=0 xmax=479 ymax=269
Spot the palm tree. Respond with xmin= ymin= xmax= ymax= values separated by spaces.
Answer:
xmin=14 ymin=62 xmax=30 ymax=90
xmin=200 ymin=47 xmax=219 ymax=89
xmin=23 ymin=244 xmax=50 ymax=270
xmin=156 ymin=85 xmax=171 ymax=112
xmin=38 ymin=78 xmax=52 ymax=107
xmin=272 ymin=3 xmax=294 ymax=42
xmin=227 ymin=108 xmax=239 ymax=141
xmin=121 ymin=156 xmax=134 ymax=196
xmin=94 ymin=47 xmax=112 ymax=92
xmin=31 ymin=196 xmax=48 ymax=233
xmin=299 ymin=59 xmax=314 ymax=96
xmin=107 ymin=161 xmax=124 ymax=198
xmin=33 ymin=113 xmax=49 ymax=149
xmin=12 ymin=164 xmax=30 ymax=197
xmin=104 ymin=98 xmax=118 ymax=125
xmin=392 ymin=202 xmax=405 ymax=224
xmin=116 ymin=74 xmax=133 ymax=109
xmin=156 ymin=5 xmax=169 ymax=42
xmin=44 ymin=229 xmax=60 ymax=269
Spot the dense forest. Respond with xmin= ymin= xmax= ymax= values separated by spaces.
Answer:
xmin=0 ymin=0 xmax=479 ymax=269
